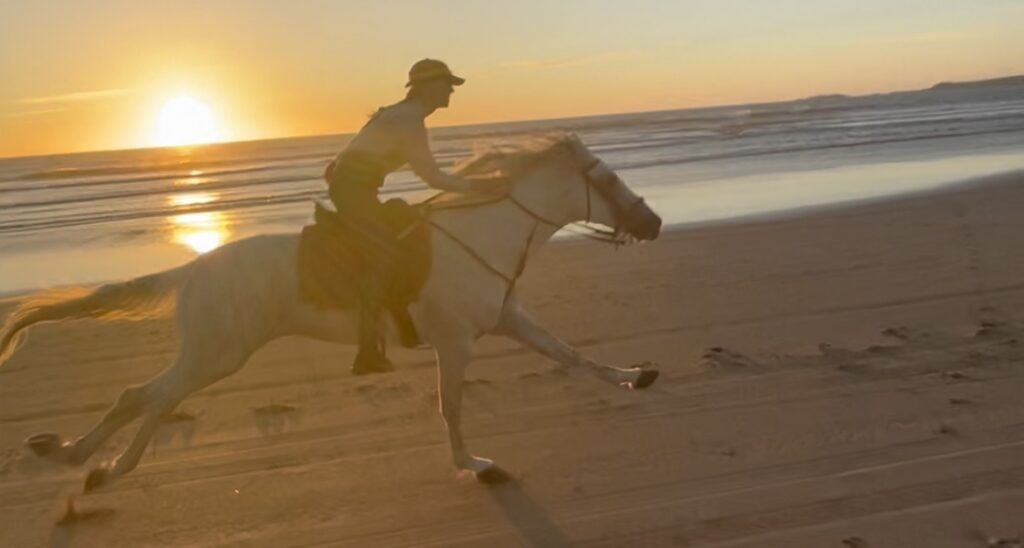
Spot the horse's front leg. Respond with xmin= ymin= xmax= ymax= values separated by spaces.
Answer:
xmin=495 ymin=299 xmax=659 ymax=389
xmin=434 ymin=339 xmax=510 ymax=484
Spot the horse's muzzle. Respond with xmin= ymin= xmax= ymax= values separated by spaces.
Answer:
xmin=626 ymin=204 xmax=662 ymax=241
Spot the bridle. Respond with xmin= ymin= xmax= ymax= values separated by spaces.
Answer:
xmin=573 ymin=157 xmax=648 ymax=245
xmin=501 ymin=155 xmax=649 ymax=246
xmin=415 ymin=151 xmax=647 ymax=302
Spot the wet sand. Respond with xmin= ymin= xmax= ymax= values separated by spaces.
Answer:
xmin=2 ymin=173 xmax=1024 ymax=546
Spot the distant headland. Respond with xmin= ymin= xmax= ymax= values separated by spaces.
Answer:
xmin=929 ymin=75 xmax=1024 ymax=91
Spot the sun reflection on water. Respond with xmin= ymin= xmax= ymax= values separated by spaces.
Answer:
xmin=168 ymin=193 xmax=229 ymax=254
xmin=175 ymin=174 xmax=204 ymax=186
xmin=170 ymin=193 xmax=216 ymax=206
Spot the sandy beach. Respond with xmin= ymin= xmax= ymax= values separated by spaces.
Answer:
xmin=2 ymin=173 xmax=1024 ymax=547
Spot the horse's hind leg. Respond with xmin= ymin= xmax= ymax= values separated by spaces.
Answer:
xmin=80 ymin=343 xmax=252 ymax=492
xmin=82 ymin=388 xmax=182 ymax=492
xmin=79 ymin=336 xmax=255 ymax=492
xmin=26 ymin=379 xmax=158 ymax=466
xmin=26 ymin=340 xmax=219 ymax=466
xmin=495 ymin=299 xmax=658 ymax=389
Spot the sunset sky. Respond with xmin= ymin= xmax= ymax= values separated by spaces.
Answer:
xmin=2 ymin=0 xmax=1022 ymax=158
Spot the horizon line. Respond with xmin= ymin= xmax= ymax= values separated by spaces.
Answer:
xmin=3 ymin=72 xmax=1021 ymax=162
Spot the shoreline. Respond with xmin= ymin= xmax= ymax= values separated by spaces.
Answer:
xmin=5 ymin=162 xmax=1024 ymax=301
xmin=662 ymin=163 xmax=1024 ymax=233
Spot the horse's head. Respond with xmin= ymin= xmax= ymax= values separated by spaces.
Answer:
xmin=560 ymin=135 xmax=662 ymax=242
xmin=456 ymin=133 xmax=661 ymax=242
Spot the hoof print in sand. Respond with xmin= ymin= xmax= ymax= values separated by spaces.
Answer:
xmin=881 ymin=326 xmax=911 ymax=340
xmin=701 ymin=347 xmax=758 ymax=369
xmin=974 ymin=321 xmax=1003 ymax=339
xmin=974 ymin=320 xmax=1020 ymax=343
xmin=863 ymin=341 xmax=910 ymax=358
xmin=154 ymin=409 xmax=201 ymax=448
xmin=819 ymin=343 xmax=870 ymax=372
xmin=935 ymin=423 xmax=958 ymax=436
xmin=690 ymin=438 xmax=738 ymax=458
xmin=252 ymin=404 xmax=301 ymax=436
xmin=982 ymin=534 xmax=1023 ymax=548
xmin=518 ymin=366 xmax=569 ymax=381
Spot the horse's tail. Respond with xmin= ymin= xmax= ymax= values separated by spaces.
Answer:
xmin=0 ymin=263 xmax=195 ymax=367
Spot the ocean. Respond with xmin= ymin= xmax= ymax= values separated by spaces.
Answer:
xmin=2 ymin=82 xmax=1024 ymax=294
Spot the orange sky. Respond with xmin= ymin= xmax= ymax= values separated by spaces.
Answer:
xmin=2 ymin=0 xmax=1022 ymax=158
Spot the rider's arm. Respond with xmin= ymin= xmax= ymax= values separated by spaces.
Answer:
xmin=402 ymin=122 xmax=473 ymax=193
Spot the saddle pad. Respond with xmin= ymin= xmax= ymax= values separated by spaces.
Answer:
xmin=297 ymin=199 xmax=432 ymax=311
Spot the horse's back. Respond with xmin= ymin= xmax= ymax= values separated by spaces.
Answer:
xmin=176 ymin=234 xmax=302 ymax=339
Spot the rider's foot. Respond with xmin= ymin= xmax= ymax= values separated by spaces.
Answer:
xmin=351 ymin=351 xmax=395 ymax=375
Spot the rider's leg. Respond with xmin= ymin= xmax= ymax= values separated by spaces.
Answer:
xmin=329 ymin=181 xmax=395 ymax=374
xmin=352 ymin=272 xmax=393 ymax=374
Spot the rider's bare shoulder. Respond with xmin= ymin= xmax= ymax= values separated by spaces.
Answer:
xmin=372 ymin=101 xmax=426 ymax=136
xmin=376 ymin=100 xmax=423 ymax=126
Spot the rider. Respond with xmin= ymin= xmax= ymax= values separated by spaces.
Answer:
xmin=325 ymin=59 xmax=497 ymax=375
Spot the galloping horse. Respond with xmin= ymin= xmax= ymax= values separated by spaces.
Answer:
xmin=0 ymin=133 xmax=662 ymax=490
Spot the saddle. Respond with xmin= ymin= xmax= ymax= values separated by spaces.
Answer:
xmin=296 ymin=198 xmax=432 ymax=347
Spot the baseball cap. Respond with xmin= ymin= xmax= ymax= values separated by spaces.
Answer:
xmin=406 ymin=59 xmax=465 ymax=87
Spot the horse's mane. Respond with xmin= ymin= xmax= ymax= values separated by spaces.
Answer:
xmin=452 ymin=132 xmax=577 ymax=179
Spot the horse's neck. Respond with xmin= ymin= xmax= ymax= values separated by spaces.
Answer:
xmin=428 ymin=171 xmax=573 ymax=280
xmin=511 ymin=172 xmax=573 ymax=252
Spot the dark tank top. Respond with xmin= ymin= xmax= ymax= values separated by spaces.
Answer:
xmin=330 ymin=150 xmax=391 ymax=190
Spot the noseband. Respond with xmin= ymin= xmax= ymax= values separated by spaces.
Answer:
xmin=578 ymin=159 xmax=647 ymax=244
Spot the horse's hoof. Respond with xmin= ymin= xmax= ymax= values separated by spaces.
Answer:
xmin=630 ymin=369 xmax=659 ymax=389
xmin=24 ymin=432 xmax=66 ymax=457
xmin=83 ymin=467 xmax=109 ymax=493
xmin=475 ymin=465 xmax=512 ymax=485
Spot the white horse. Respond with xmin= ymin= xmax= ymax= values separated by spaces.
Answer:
xmin=0 ymin=133 xmax=662 ymax=490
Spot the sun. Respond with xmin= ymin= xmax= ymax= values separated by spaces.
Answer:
xmin=155 ymin=95 xmax=225 ymax=147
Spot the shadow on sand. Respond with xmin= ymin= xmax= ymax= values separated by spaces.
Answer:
xmin=48 ymin=497 xmax=114 ymax=548
xmin=488 ymin=479 xmax=571 ymax=547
